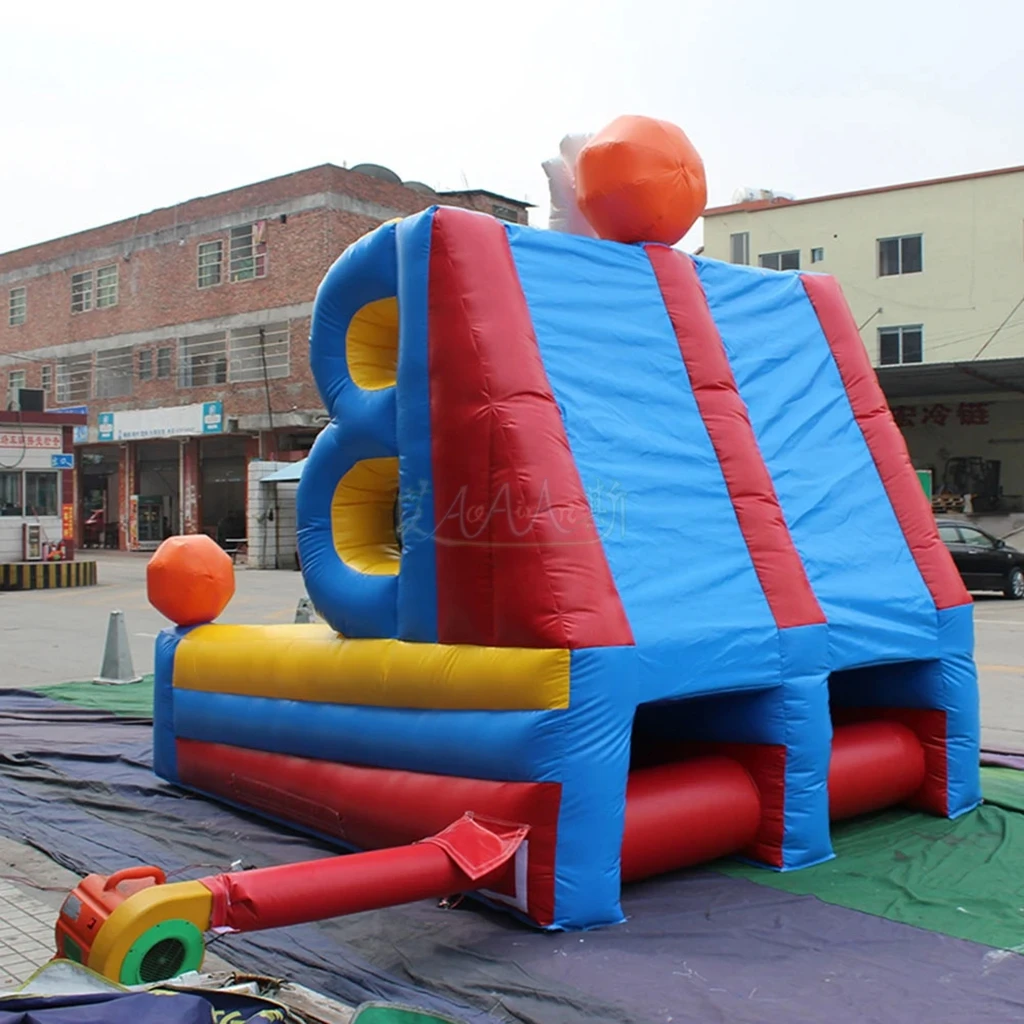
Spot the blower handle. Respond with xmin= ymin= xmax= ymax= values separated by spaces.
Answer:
xmin=103 ymin=865 xmax=167 ymax=891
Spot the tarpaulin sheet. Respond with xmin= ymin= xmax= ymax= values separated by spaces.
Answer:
xmin=35 ymin=679 xmax=154 ymax=719
xmin=2 ymin=690 xmax=1024 ymax=1024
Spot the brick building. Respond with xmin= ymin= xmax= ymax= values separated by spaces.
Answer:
xmin=0 ymin=165 xmax=530 ymax=550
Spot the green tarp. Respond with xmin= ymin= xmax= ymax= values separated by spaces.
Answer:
xmin=719 ymin=768 xmax=1024 ymax=950
xmin=36 ymin=677 xmax=154 ymax=718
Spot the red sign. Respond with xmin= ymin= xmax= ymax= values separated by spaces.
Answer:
xmin=0 ymin=431 xmax=61 ymax=450
xmin=62 ymin=504 xmax=75 ymax=542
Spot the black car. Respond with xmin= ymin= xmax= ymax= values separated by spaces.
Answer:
xmin=937 ymin=518 xmax=1024 ymax=599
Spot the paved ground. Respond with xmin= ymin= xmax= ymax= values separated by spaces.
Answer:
xmin=0 ymin=552 xmax=309 ymax=687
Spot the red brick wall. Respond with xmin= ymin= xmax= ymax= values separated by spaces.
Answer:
xmin=0 ymin=168 xmax=529 ymax=430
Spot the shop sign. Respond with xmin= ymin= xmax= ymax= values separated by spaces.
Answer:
xmin=49 ymin=406 xmax=89 ymax=445
xmin=98 ymin=402 xmax=224 ymax=442
xmin=62 ymin=504 xmax=75 ymax=541
xmin=889 ymin=402 xmax=991 ymax=429
xmin=52 ymin=453 xmax=74 ymax=469
xmin=0 ymin=430 xmax=62 ymax=451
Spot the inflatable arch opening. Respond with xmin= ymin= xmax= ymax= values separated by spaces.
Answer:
xmin=346 ymin=297 xmax=398 ymax=390
xmin=332 ymin=457 xmax=401 ymax=576
xmin=152 ymin=203 xmax=981 ymax=934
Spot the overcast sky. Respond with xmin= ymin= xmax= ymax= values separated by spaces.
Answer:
xmin=5 ymin=0 xmax=1024 ymax=255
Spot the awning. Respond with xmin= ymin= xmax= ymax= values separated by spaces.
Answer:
xmin=260 ymin=459 xmax=306 ymax=483
xmin=877 ymin=357 xmax=1024 ymax=400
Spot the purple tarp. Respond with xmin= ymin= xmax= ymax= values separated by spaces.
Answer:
xmin=2 ymin=691 xmax=1024 ymax=1023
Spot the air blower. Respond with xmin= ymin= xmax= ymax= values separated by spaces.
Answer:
xmin=55 ymin=865 xmax=211 ymax=985
xmin=54 ymin=814 xmax=527 ymax=984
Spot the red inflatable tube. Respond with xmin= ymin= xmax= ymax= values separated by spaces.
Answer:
xmin=203 ymin=814 xmax=528 ymax=933
xmin=828 ymin=721 xmax=926 ymax=821
xmin=620 ymin=757 xmax=762 ymax=883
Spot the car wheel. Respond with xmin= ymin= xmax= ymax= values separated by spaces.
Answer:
xmin=1005 ymin=567 xmax=1024 ymax=600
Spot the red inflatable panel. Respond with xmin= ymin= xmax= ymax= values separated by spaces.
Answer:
xmin=427 ymin=208 xmax=634 ymax=650
xmin=620 ymin=758 xmax=761 ymax=882
xmin=801 ymin=273 xmax=970 ymax=611
xmin=176 ymin=739 xmax=561 ymax=926
xmin=648 ymin=246 xmax=825 ymax=632
xmin=828 ymin=721 xmax=926 ymax=820
xmin=833 ymin=707 xmax=948 ymax=815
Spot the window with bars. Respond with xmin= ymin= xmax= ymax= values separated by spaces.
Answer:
xmin=157 ymin=346 xmax=172 ymax=379
xmin=71 ymin=271 xmax=93 ymax=313
xmin=229 ymin=224 xmax=267 ymax=282
xmin=178 ymin=323 xmax=289 ymax=387
xmin=96 ymin=265 xmax=118 ymax=308
xmin=198 ymin=240 xmax=223 ymax=288
xmin=40 ymin=365 xmax=52 ymax=394
xmin=878 ymin=325 xmax=924 ymax=366
xmin=55 ymin=355 xmax=92 ymax=404
xmin=24 ymin=472 xmax=59 ymax=516
xmin=228 ymin=323 xmax=290 ymax=382
xmin=878 ymin=235 xmax=922 ymax=276
xmin=94 ymin=346 xmax=133 ymax=398
xmin=8 ymin=287 xmax=26 ymax=326
xmin=179 ymin=333 xmax=228 ymax=387
xmin=491 ymin=203 xmax=521 ymax=223
xmin=138 ymin=350 xmax=153 ymax=381
xmin=759 ymin=250 xmax=800 ymax=271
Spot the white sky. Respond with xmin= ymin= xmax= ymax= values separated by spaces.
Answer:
xmin=4 ymin=0 xmax=1024 ymax=255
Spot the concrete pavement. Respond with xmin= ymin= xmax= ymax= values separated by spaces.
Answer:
xmin=0 ymin=552 xmax=309 ymax=687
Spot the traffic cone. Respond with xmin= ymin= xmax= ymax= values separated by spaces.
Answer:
xmin=95 ymin=610 xmax=143 ymax=685
xmin=295 ymin=597 xmax=316 ymax=623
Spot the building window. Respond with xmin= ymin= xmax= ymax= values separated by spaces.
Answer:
xmin=138 ymin=350 xmax=153 ymax=381
xmin=198 ymin=240 xmax=223 ymax=288
xmin=229 ymin=224 xmax=267 ymax=282
xmin=0 ymin=471 xmax=21 ymax=515
xmin=71 ymin=271 xmax=93 ymax=313
xmin=228 ymin=323 xmax=290 ymax=383
xmin=24 ymin=472 xmax=59 ymax=517
xmin=96 ymin=265 xmax=119 ymax=308
xmin=40 ymin=365 xmax=52 ymax=394
xmin=180 ymin=332 xmax=228 ymax=387
xmin=492 ymin=203 xmax=520 ymax=223
xmin=8 ymin=287 xmax=26 ymax=326
xmin=811 ymin=247 xmax=825 ymax=263
xmin=878 ymin=234 xmax=922 ymax=276
xmin=55 ymin=354 xmax=92 ymax=404
xmin=759 ymin=250 xmax=800 ymax=271
xmin=8 ymin=370 xmax=26 ymax=396
xmin=94 ymin=346 xmax=133 ymax=399
xmin=157 ymin=346 xmax=172 ymax=380
xmin=730 ymin=232 xmax=750 ymax=265
xmin=879 ymin=325 xmax=923 ymax=366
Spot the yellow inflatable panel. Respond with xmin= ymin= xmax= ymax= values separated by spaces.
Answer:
xmin=173 ymin=624 xmax=571 ymax=711
xmin=332 ymin=457 xmax=401 ymax=576
xmin=347 ymin=296 xmax=398 ymax=390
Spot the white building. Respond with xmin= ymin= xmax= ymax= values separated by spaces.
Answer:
xmin=703 ymin=167 xmax=1024 ymax=511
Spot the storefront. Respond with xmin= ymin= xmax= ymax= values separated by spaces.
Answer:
xmin=0 ymin=412 xmax=83 ymax=563
xmin=79 ymin=400 xmax=258 ymax=551
xmin=879 ymin=359 xmax=1024 ymax=514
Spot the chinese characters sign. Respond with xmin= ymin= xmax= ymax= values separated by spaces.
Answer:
xmin=889 ymin=402 xmax=991 ymax=429
xmin=62 ymin=504 xmax=75 ymax=541
xmin=0 ymin=431 xmax=62 ymax=450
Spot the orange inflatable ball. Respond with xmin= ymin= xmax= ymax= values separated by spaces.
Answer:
xmin=575 ymin=115 xmax=707 ymax=246
xmin=147 ymin=534 xmax=235 ymax=627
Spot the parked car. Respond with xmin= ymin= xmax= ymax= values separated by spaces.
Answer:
xmin=937 ymin=518 xmax=1024 ymax=599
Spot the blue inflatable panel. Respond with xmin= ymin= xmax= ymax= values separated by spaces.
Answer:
xmin=695 ymin=258 xmax=938 ymax=670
